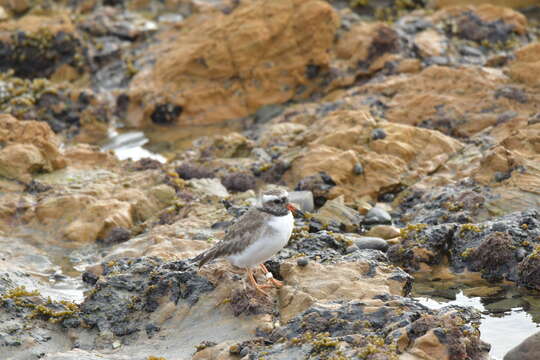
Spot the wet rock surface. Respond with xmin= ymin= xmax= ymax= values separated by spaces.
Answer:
xmin=389 ymin=210 xmax=540 ymax=285
xmin=1 ymin=0 xmax=540 ymax=359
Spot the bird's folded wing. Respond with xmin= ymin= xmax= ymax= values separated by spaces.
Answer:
xmin=194 ymin=208 xmax=267 ymax=267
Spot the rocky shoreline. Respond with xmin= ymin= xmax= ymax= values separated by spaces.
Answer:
xmin=1 ymin=0 xmax=540 ymax=359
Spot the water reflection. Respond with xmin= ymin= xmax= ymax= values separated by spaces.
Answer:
xmin=415 ymin=284 xmax=540 ymax=360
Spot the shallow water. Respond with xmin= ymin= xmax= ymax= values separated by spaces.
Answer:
xmin=415 ymin=284 xmax=540 ymax=359
xmin=102 ymin=129 xmax=167 ymax=162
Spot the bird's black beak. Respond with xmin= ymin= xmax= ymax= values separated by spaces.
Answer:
xmin=287 ymin=203 xmax=305 ymax=218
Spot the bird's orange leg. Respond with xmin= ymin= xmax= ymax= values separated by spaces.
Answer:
xmin=246 ymin=268 xmax=271 ymax=295
xmin=259 ymin=264 xmax=283 ymax=288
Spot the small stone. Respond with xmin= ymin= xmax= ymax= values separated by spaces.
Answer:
xmin=366 ymin=225 xmax=400 ymax=239
xmin=371 ymin=128 xmax=387 ymax=140
xmin=229 ymin=344 xmax=241 ymax=354
xmin=221 ymin=172 xmax=256 ymax=192
xmin=62 ymin=317 xmax=81 ymax=328
xmin=346 ymin=245 xmax=358 ymax=254
xmin=353 ymin=163 xmax=364 ymax=175
xmin=239 ymin=347 xmax=250 ymax=357
xmin=516 ymin=248 xmax=527 ymax=261
xmin=297 ymin=257 xmax=309 ymax=267
xmin=112 ymin=340 xmax=121 ymax=349
xmin=459 ymin=45 xmax=483 ymax=57
xmin=494 ymin=171 xmax=511 ymax=182
xmin=288 ymin=191 xmax=315 ymax=212
xmin=102 ymin=227 xmax=130 ymax=244
xmin=0 ymin=6 xmax=7 ymax=21
xmin=313 ymin=195 xmax=362 ymax=231
xmin=352 ymin=236 xmax=388 ymax=251
xmin=158 ymin=13 xmax=184 ymax=24
xmin=190 ymin=178 xmax=229 ymax=198
xmin=309 ymin=221 xmax=323 ymax=233
xmin=364 ymin=207 xmax=392 ymax=225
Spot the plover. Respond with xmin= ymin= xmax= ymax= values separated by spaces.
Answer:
xmin=193 ymin=188 xmax=296 ymax=295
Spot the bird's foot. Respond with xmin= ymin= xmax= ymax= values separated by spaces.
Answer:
xmin=268 ymin=278 xmax=283 ymax=288
xmin=259 ymin=264 xmax=284 ymax=288
xmin=247 ymin=268 xmax=271 ymax=296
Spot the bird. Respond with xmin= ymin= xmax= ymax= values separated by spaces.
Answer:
xmin=193 ymin=188 xmax=296 ymax=295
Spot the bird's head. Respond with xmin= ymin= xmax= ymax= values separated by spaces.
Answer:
xmin=260 ymin=188 xmax=296 ymax=216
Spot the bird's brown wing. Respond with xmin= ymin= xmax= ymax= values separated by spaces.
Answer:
xmin=193 ymin=208 xmax=268 ymax=267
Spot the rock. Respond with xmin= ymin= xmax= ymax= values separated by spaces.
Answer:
xmin=126 ymin=0 xmax=339 ymax=127
xmin=284 ymin=109 xmax=464 ymax=201
xmin=313 ymin=195 xmax=362 ymax=231
xmin=295 ymin=172 xmax=336 ymax=207
xmin=507 ymin=42 xmax=540 ymax=88
xmin=101 ymin=227 xmax=131 ymax=244
xmin=0 ymin=6 xmax=7 ymax=21
xmin=334 ymin=21 xmax=399 ymax=78
xmin=189 ymin=178 xmax=229 ymax=198
xmin=415 ymin=29 xmax=448 ymax=58
xmin=0 ymin=115 xmax=65 ymax=182
xmin=433 ymin=0 xmax=538 ymax=10
xmin=0 ymin=0 xmax=29 ymax=14
xmin=353 ymin=163 xmax=363 ymax=175
xmin=371 ymin=127 xmax=387 ymax=140
xmin=278 ymin=257 xmax=411 ymax=322
xmin=366 ymin=225 xmax=401 ymax=239
xmin=364 ymin=206 xmax=392 ymax=225
xmin=176 ymin=163 xmax=214 ymax=180
xmin=0 ymin=13 xmax=85 ymax=78
xmin=368 ymin=65 xmax=538 ymax=138
xmin=288 ymin=191 xmax=314 ymax=212
xmin=504 ymin=331 xmax=540 ymax=360
xmin=220 ymin=172 xmax=256 ymax=193
xmin=349 ymin=235 xmax=389 ymax=252
xmin=431 ymin=4 xmax=528 ymax=38
xmin=296 ymin=257 xmax=309 ymax=267
xmin=389 ymin=210 xmax=540 ymax=285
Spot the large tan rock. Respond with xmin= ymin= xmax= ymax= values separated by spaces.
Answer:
xmin=367 ymin=66 xmax=538 ymax=137
xmin=507 ymin=42 xmax=540 ymax=88
xmin=473 ymin=122 xmax=540 ymax=212
xmin=284 ymin=110 xmax=463 ymax=200
xmin=127 ymin=0 xmax=339 ymax=127
xmin=0 ymin=115 xmax=66 ymax=181
xmin=431 ymin=0 xmax=538 ymax=12
xmin=430 ymin=4 xmax=528 ymax=35
xmin=24 ymin=168 xmax=177 ymax=244
xmin=278 ymin=260 xmax=409 ymax=322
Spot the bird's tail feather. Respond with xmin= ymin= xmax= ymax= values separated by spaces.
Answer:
xmin=192 ymin=249 xmax=217 ymax=268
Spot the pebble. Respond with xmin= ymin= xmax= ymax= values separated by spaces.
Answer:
xmin=494 ymin=171 xmax=511 ymax=182
xmin=353 ymin=163 xmax=364 ymax=175
xmin=353 ymin=236 xmax=389 ymax=252
xmin=371 ymin=128 xmax=387 ymax=140
xmin=297 ymin=257 xmax=309 ymax=267
xmin=346 ymin=245 xmax=358 ymax=254
xmin=364 ymin=207 xmax=392 ymax=225
xmin=459 ymin=45 xmax=483 ymax=57
xmin=366 ymin=225 xmax=400 ymax=239
xmin=157 ymin=13 xmax=184 ymax=24
xmin=289 ymin=190 xmax=315 ymax=212
xmin=0 ymin=6 xmax=7 ymax=21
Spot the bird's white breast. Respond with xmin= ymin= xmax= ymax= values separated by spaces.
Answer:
xmin=227 ymin=212 xmax=294 ymax=268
